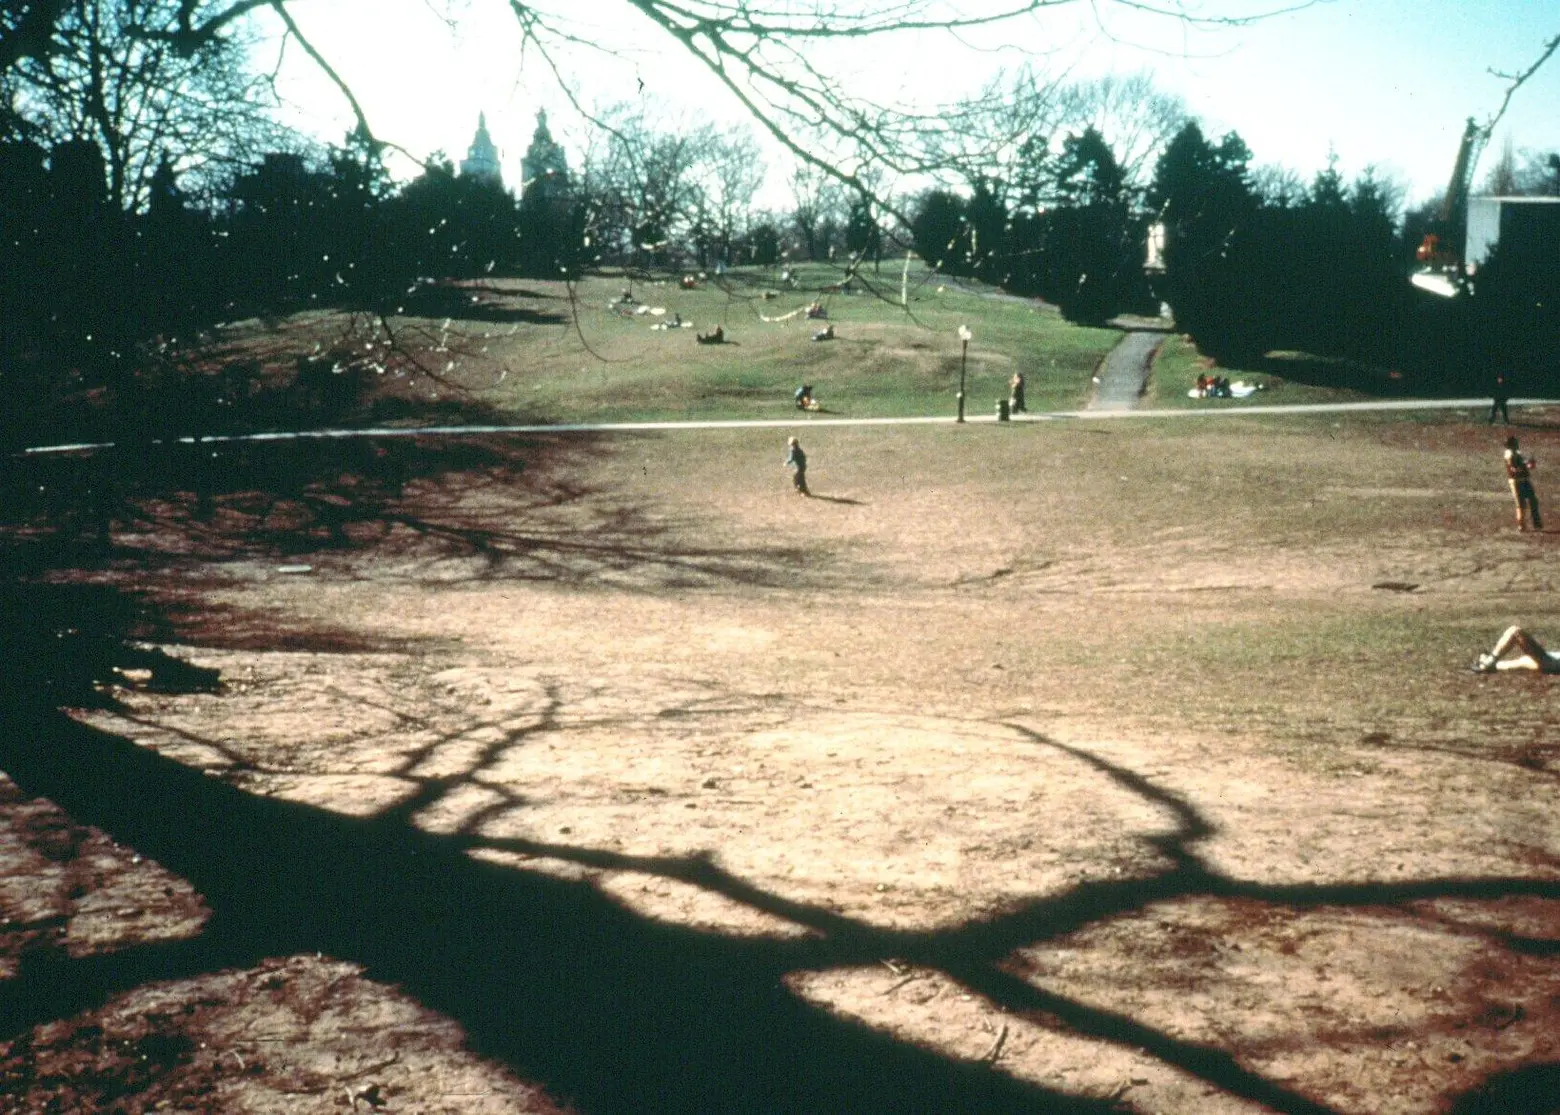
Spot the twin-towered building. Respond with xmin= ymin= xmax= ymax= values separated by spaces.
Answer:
xmin=458 ymin=110 xmax=570 ymax=200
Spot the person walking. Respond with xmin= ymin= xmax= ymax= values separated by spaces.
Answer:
xmin=1489 ymin=373 xmax=1511 ymax=424
xmin=785 ymin=436 xmax=810 ymax=496
xmin=1009 ymin=371 xmax=1027 ymax=414
xmin=1503 ymin=436 xmax=1542 ymax=531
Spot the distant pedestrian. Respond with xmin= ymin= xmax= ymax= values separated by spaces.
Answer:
xmin=785 ymin=436 xmax=809 ymax=496
xmin=1503 ymin=436 xmax=1542 ymax=532
xmin=1489 ymin=373 xmax=1511 ymax=424
xmin=1009 ymin=371 xmax=1027 ymax=413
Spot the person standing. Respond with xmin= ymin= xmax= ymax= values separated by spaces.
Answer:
xmin=785 ymin=436 xmax=809 ymax=496
xmin=1503 ymin=436 xmax=1542 ymax=531
xmin=1009 ymin=371 xmax=1027 ymax=413
xmin=1489 ymin=373 xmax=1511 ymax=424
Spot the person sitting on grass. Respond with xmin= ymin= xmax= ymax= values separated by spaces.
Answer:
xmin=696 ymin=325 xmax=725 ymax=345
xmin=1473 ymin=626 xmax=1560 ymax=673
xmin=794 ymin=384 xmax=820 ymax=411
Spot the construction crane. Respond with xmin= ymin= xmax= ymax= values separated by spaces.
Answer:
xmin=1411 ymin=116 xmax=1491 ymax=297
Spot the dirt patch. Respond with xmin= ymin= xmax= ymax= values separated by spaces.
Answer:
xmin=2 ymin=417 xmax=1557 ymax=1113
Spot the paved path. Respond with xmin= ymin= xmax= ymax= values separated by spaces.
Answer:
xmin=16 ymin=398 xmax=1551 ymax=458
xmin=1088 ymin=329 xmax=1166 ymax=411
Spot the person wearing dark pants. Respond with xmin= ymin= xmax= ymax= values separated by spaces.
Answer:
xmin=1489 ymin=374 xmax=1511 ymax=424
xmin=1504 ymin=436 xmax=1542 ymax=531
xmin=785 ymin=436 xmax=809 ymax=496
xmin=1009 ymin=371 xmax=1027 ymax=414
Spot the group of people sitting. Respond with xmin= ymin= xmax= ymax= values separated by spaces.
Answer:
xmin=1196 ymin=374 xmax=1235 ymax=398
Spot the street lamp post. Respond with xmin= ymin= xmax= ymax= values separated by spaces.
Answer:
xmin=956 ymin=325 xmax=971 ymax=423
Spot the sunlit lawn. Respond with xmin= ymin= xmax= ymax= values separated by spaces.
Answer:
xmin=417 ymin=263 xmax=1122 ymax=423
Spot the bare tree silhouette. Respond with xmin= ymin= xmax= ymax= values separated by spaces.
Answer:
xmin=1 ymin=435 xmax=1556 ymax=1113
xmin=2 ymin=609 xmax=1556 ymax=1113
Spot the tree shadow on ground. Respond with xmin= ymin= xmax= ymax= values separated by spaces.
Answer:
xmin=2 ymin=437 xmax=1556 ymax=1112
xmin=1 ymin=433 xmax=828 ymax=591
xmin=0 ymin=631 xmax=1115 ymax=1113
xmin=394 ymin=282 xmax=569 ymax=326
xmin=1445 ymin=1062 xmax=1560 ymax=1114
xmin=1 ymin=597 xmax=1556 ymax=1112
xmin=1251 ymin=352 xmax=1460 ymax=398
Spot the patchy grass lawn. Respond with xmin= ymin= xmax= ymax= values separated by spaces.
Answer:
xmin=3 ymin=401 xmax=1557 ymax=1114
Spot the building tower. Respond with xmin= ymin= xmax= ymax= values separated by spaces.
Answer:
xmin=460 ymin=112 xmax=502 ymax=185
xmin=520 ymin=109 xmax=569 ymax=201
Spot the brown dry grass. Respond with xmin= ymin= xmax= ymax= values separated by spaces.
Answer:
xmin=2 ymin=408 xmax=1558 ymax=1114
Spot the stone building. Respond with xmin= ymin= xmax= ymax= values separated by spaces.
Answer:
xmin=459 ymin=112 xmax=502 ymax=186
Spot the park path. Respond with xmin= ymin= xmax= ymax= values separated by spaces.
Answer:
xmin=1088 ymin=329 xmax=1166 ymax=411
xmin=15 ymin=396 xmax=1542 ymax=458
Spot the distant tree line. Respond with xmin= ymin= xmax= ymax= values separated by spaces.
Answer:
xmin=909 ymin=113 xmax=1558 ymax=393
xmin=2 ymin=2 xmax=1557 ymax=449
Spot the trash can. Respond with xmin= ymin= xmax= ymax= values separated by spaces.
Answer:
xmin=996 ymin=398 xmax=1010 ymax=422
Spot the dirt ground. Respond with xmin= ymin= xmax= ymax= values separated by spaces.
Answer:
xmin=1 ymin=413 xmax=1557 ymax=1113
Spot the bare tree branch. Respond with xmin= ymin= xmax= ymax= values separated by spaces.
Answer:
xmin=1485 ymin=31 xmax=1560 ymax=135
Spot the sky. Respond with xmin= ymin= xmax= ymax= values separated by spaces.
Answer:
xmin=259 ymin=0 xmax=1560 ymax=208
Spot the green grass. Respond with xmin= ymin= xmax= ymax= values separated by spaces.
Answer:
xmin=424 ymin=263 xmax=1120 ymax=424
xmin=246 ymin=262 xmax=1466 ymax=428
xmin=1144 ymin=334 xmax=1394 ymax=409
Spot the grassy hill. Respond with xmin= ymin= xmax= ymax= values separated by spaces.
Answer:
xmin=215 ymin=262 xmax=1121 ymax=427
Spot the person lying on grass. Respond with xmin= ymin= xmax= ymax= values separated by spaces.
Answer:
xmin=1474 ymin=626 xmax=1560 ymax=673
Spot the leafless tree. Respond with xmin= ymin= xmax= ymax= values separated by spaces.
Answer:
xmin=1484 ymin=31 xmax=1560 ymax=135
xmin=787 ymin=162 xmax=852 ymax=261
xmin=0 ymin=1 xmax=1339 ymax=219
xmin=581 ymin=105 xmax=730 ymax=268
xmin=915 ymin=65 xmax=1062 ymax=193
xmin=1248 ymin=163 xmax=1306 ymax=208
xmin=1 ymin=0 xmax=294 ymax=211
xmin=691 ymin=125 xmax=766 ymax=268
xmin=1512 ymin=148 xmax=1560 ymax=196
xmin=1056 ymin=71 xmax=1188 ymax=186
xmin=1481 ymin=138 xmax=1520 ymax=196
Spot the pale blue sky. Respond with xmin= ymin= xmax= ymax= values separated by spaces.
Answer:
xmin=263 ymin=1 xmax=1559 ymax=207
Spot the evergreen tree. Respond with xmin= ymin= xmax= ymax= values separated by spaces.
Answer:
xmin=517 ymin=110 xmax=581 ymax=276
xmin=1047 ymin=127 xmax=1137 ymax=322
xmin=964 ymin=178 xmax=1008 ymax=283
xmin=1147 ymin=122 xmax=1258 ymax=354
xmin=911 ymin=190 xmax=969 ymax=273
xmin=845 ymin=194 xmax=882 ymax=269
